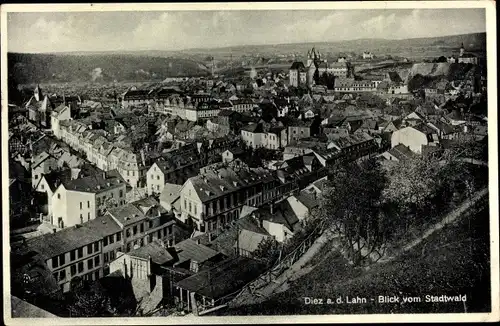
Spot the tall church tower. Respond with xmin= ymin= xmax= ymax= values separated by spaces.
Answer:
xmin=460 ymin=43 xmax=465 ymax=57
xmin=34 ymin=84 xmax=42 ymax=102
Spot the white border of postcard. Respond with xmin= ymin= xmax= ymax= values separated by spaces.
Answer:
xmin=1 ymin=1 xmax=498 ymax=324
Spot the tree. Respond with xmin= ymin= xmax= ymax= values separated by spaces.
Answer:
xmin=68 ymin=281 xmax=112 ymax=317
xmin=253 ymin=237 xmax=281 ymax=268
xmin=383 ymin=155 xmax=441 ymax=215
xmin=319 ymin=159 xmax=387 ymax=264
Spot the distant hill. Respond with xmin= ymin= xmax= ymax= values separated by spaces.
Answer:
xmin=178 ymin=32 xmax=487 ymax=57
xmin=8 ymin=53 xmax=210 ymax=85
xmin=8 ymin=32 xmax=485 ymax=84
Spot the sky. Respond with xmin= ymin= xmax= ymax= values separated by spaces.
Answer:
xmin=7 ymin=9 xmax=486 ymax=53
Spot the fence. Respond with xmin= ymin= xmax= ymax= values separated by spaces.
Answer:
xmin=199 ymin=219 xmax=327 ymax=311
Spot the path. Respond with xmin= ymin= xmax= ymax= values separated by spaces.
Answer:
xmin=230 ymin=229 xmax=340 ymax=307
xmin=379 ymin=187 xmax=489 ymax=263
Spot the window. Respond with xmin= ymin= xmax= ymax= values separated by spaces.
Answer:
xmin=41 ymin=184 xmax=44 ymax=190
xmin=103 ymin=237 xmax=108 ymax=246
xmin=88 ymin=259 xmax=93 ymax=270
xmin=94 ymin=256 xmax=100 ymax=266
xmin=119 ymin=190 xmax=123 ymax=198
xmin=88 ymin=212 xmax=90 ymax=221
xmin=189 ymin=202 xmax=192 ymax=213
xmin=148 ymin=220 xmax=153 ymax=229
xmin=140 ymin=223 xmax=144 ymax=233
xmin=168 ymin=225 xmax=173 ymax=234
xmin=126 ymin=229 xmax=131 ymax=237
xmin=109 ymin=235 xmax=114 ymax=244
xmin=110 ymin=251 xmax=115 ymax=261
xmin=184 ymin=199 xmax=187 ymax=209
xmin=80 ymin=214 xmax=83 ymax=224
xmin=87 ymin=244 xmax=93 ymax=255
xmin=53 ymin=272 xmax=58 ymax=282
xmin=133 ymin=226 xmax=138 ymax=235
xmin=70 ymin=250 xmax=76 ymax=261
xmin=57 ymin=194 xmax=61 ymax=199
xmin=157 ymin=230 xmax=161 ymax=239
xmin=78 ymin=262 xmax=84 ymax=273
xmin=163 ymin=227 xmax=168 ymax=237
xmin=116 ymin=233 xmax=121 ymax=241
xmin=59 ymin=270 xmax=66 ymax=281
xmin=94 ymin=242 xmax=99 ymax=252
xmin=70 ymin=265 xmax=76 ymax=276
xmin=78 ymin=248 xmax=83 ymax=258
xmin=194 ymin=205 xmax=197 ymax=215
xmin=156 ymin=185 xmax=159 ymax=191
xmin=104 ymin=252 xmax=109 ymax=263
xmin=59 ymin=254 xmax=65 ymax=266
xmin=87 ymin=201 xmax=90 ymax=208
xmin=148 ymin=234 xmax=153 ymax=243
xmin=157 ymin=175 xmax=160 ymax=180
xmin=52 ymin=257 xmax=59 ymax=268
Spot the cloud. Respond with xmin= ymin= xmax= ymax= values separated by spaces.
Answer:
xmin=7 ymin=9 xmax=486 ymax=53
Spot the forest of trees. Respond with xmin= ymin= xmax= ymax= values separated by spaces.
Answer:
xmin=318 ymin=138 xmax=487 ymax=265
xmin=8 ymin=53 xmax=209 ymax=84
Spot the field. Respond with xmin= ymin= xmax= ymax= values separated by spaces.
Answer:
xmin=217 ymin=204 xmax=491 ymax=315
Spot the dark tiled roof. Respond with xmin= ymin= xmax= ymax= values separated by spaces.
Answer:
xmin=259 ymin=201 xmax=301 ymax=233
xmin=25 ymin=223 xmax=104 ymax=260
xmin=411 ymin=123 xmax=436 ymax=136
xmin=387 ymin=144 xmax=415 ymax=161
xmin=62 ymin=175 xmax=125 ymax=193
xmin=175 ymin=257 xmax=264 ymax=300
xmin=128 ymin=240 xmax=174 ymax=265
xmin=42 ymin=168 xmax=73 ymax=192
xmin=174 ymin=239 xmax=219 ymax=265
xmin=289 ymin=62 xmax=306 ymax=70
xmin=387 ymin=71 xmax=403 ymax=84
xmin=241 ymin=123 xmax=263 ymax=133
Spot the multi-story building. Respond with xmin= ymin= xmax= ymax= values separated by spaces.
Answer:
xmin=106 ymin=197 xmax=178 ymax=252
xmin=51 ymin=174 xmax=127 ymax=229
xmin=289 ymin=62 xmax=307 ymax=87
xmin=21 ymin=214 xmax=121 ymax=293
xmin=391 ymin=124 xmax=440 ymax=154
xmin=334 ymin=78 xmax=377 ymax=93
xmin=179 ymin=163 xmax=284 ymax=234
xmin=288 ymin=121 xmax=313 ymax=144
xmin=185 ymin=101 xmax=220 ymax=122
xmin=31 ymin=152 xmax=58 ymax=189
xmin=51 ymin=103 xmax=72 ymax=139
xmin=327 ymin=62 xmax=349 ymax=78
xmin=231 ymin=99 xmax=256 ymax=113
xmin=241 ymin=123 xmax=288 ymax=150
xmin=146 ymin=151 xmax=202 ymax=196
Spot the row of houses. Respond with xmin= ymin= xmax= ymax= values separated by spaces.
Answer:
xmin=54 ymin=116 xmax=147 ymax=188
xmin=13 ymin=196 xmax=188 ymax=294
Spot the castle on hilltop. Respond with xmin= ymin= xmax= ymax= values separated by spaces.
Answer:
xmin=288 ymin=47 xmax=350 ymax=87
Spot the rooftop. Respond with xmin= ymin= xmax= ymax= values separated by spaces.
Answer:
xmin=175 ymin=257 xmax=264 ymax=300
xmin=62 ymin=175 xmax=124 ymax=194
xmin=174 ymin=239 xmax=219 ymax=265
xmin=128 ymin=240 xmax=174 ymax=265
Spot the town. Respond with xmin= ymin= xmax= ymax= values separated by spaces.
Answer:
xmin=8 ymin=36 xmax=489 ymax=318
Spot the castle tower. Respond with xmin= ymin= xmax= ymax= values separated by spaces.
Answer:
xmin=460 ymin=43 xmax=465 ymax=57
